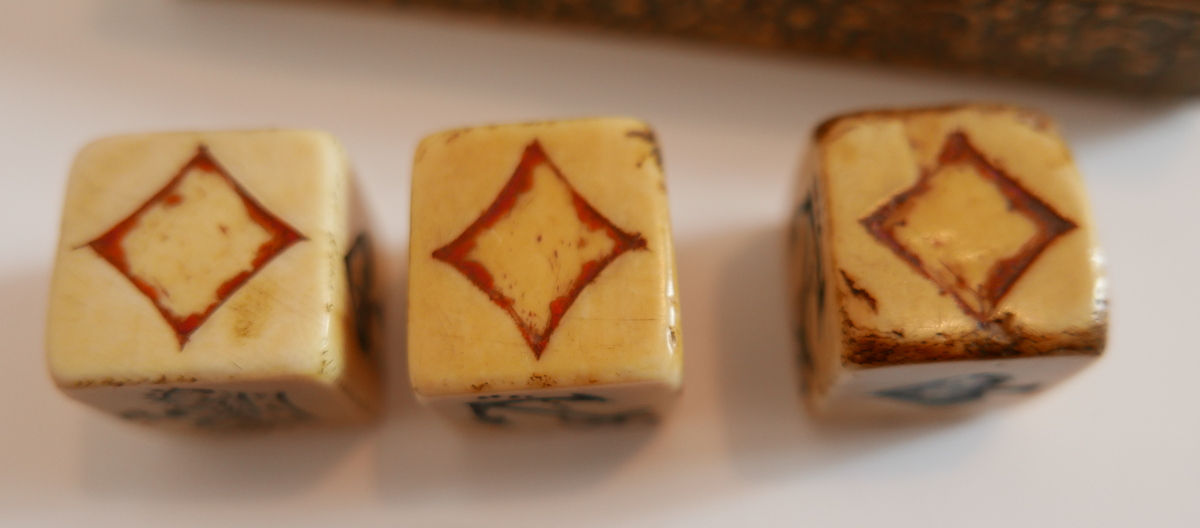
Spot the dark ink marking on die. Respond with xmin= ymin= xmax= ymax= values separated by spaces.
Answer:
xmin=790 ymin=187 xmax=827 ymax=371
xmin=874 ymin=372 xmax=1040 ymax=406
xmin=120 ymin=388 xmax=311 ymax=430
xmin=345 ymin=232 xmax=381 ymax=357
xmin=468 ymin=393 xmax=655 ymax=426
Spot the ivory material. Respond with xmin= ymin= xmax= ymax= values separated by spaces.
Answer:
xmin=408 ymin=118 xmax=682 ymax=426
xmin=791 ymin=105 xmax=1107 ymax=419
xmin=46 ymin=130 xmax=382 ymax=430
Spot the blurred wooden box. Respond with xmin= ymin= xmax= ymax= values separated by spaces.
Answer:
xmin=394 ymin=0 xmax=1200 ymax=95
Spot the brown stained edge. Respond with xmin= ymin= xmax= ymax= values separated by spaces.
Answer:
xmin=432 ymin=140 xmax=648 ymax=360
xmin=814 ymin=103 xmax=1055 ymax=144
xmin=85 ymin=145 xmax=306 ymax=347
xmin=843 ymin=306 xmax=1107 ymax=367
xmin=528 ymin=373 xmax=556 ymax=388
xmin=72 ymin=375 xmax=201 ymax=388
xmin=859 ymin=131 xmax=1077 ymax=323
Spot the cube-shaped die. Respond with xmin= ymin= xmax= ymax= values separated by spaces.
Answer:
xmin=408 ymin=118 xmax=682 ymax=426
xmin=47 ymin=130 xmax=382 ymax=430
xmin=790 ymin=105 xmax=1107 ymax=419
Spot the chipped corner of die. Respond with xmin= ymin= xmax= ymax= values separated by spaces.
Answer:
xmin=281 ymin=128 xmax=344 ymax=144
xmin=44 ymin=358 xmax=79 ymax=392
xmin=70 ymin=135 xmax=128 ymax=167
xmin=43 ymin=328 xmax=94 ymax=393
xmin=610 ymin=116 xmax=655 ymax=135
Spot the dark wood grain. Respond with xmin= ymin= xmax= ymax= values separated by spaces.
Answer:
xmin=393 ymin=0 xmax=1200 ymax=95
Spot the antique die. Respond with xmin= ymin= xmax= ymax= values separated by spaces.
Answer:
xmin=46 ymin=130 xmax=382 ymax=429
xmin=408 ymin=118 xmax=682 ymax=426
xmin=790 ymin=105 xmax=1107 ymax=418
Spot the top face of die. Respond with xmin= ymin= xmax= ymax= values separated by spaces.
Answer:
xmin=408 ymin=118 xmax=682 ymax=397
xmin=813 ymin=105 xmax=1106 ymax=366
xmin=47 ymin=130 xmax=355 ymax=387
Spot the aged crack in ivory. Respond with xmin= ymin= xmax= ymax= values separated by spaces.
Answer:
xmin=46 ymin=130 xmax=382 ymax=430
xmin=791 ymin=105 xmax=1107 ymax=419
xmin=408 ymin=118 xmax=682 ymax=426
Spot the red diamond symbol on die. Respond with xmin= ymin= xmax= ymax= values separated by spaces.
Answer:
xmin=433 ymin=141 xmax=648 ymax=359
xmin=860 ymin=132 xmax=1077 ymax=321
xmin=86 ymin=146 xmax=305 ymax=346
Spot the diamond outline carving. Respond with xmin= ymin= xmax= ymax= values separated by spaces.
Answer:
xmin=860 ymin=131 xmax=1078 ymax=321
xmin=432 ymin=140 xmax=648 ymax=360
xmin=86 ymin=145 xmax=306 ymax=347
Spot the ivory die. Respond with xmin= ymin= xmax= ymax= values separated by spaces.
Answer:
xmin=791 ymin=105 xmax=1107 ymax=418
xmin=46 ymin=130 xmax=382 ymax=430
xmin=408 ymin=118 xmax=683 ymax=426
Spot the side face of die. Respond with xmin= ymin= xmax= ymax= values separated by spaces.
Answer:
xmin=791 ymin=105 xmax=1107 ymax=419
xmin=408 ymin=118 xmax=682 ymax=426
xmin=46 ymin=130 xmax=382 ymax=430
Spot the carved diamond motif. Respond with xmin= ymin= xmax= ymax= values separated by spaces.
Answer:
xmin=433 ymin=141 xmax=647 ymax=359
xmin=860 ymin=132 xmax=1077 ymax=321
xmin=87 ymin=146 xmax=305 ymax=346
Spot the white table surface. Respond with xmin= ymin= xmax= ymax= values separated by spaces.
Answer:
xmin=3 ymin=1 xmax=1198 ymax=526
